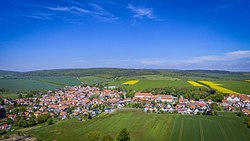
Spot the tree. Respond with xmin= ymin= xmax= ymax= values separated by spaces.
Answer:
xmin=117 ymin=128 xmax=130 ymax=141
xmin=20 ymin=106 xmax=27 ymax=113
xmin=18 ymin=94 xmax=23 ymax=99
xmin=36 ymin=113 xmax=50 ymax=124
xmin=47 ymin=118 xmax=53 ymax=125
xmin=87 ymin=131 xmax=101 ymax=141
xmin=0 ymin=108 xmax=6 ymax=118
xmin=0 ymin=129 xmax=6 ymax=135
xmin=88 ymin=113 xmax=92 ymax=119
xmin=28 ymin=113 xmax=36 ymax=126
xmin=18 ymin=118 xmax=24 ymax=127
xmin=22 ymin=120 xmax=29 ymax=128
xmin=1 ymin=99 xmax=4 ymax=106
xmin=26 ymin=93 xmax=33 ymax=98
xmin=13 ymin=101 xmax=18 ymax=107
xmin=28 ymin=118 xmax=36 ymax=126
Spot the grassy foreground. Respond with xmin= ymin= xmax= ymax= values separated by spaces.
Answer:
xmin=25 ymin=110 xmax=250 ymax=141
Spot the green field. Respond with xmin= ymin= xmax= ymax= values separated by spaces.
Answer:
xmin=0 ymin=76 xmax=81 ymax=92
xmin=0 ymin=92 xmax=19 ymax=99
xmin=216 ymin=80 xmax=250 ymax=94
xmin=24 ymin=110 xmax=250 ymax=141
xmin=109 ymin=80 xmax=193 ymax=91
xmin=33 ymin=76 xmax=81 ymax=86
xmin=79 ymin=76 xmax=109 ymax=85
xmin=130 ymin=75 xmax=180 ymax=81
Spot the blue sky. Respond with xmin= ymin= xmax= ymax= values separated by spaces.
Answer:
xmin=0 ymin=0 xmax=250 ymax=71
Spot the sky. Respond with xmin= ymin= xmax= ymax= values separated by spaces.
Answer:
xmin=0 ymin=0 xmax=250 ymax=72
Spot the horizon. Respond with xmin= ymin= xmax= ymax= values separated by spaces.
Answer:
xmin=1 ymin=67 xmax=250 ymax=73
xmin=1 ymin=0 xmax=250 ymax=71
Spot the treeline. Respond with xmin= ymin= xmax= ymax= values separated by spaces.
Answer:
xmin=142 ymin=87 xmax=226 ymax=102
xmin=13 ymin=68 xmax=160 ymax=78
xmin=1 ymin=68 xmax=250 ymax=80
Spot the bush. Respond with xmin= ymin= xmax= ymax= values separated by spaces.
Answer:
xmin=47 ymin=118 xmax=53 ymax=125
xmin=36 ymin=113 xmax=50 ymax=124
xmin=87 ymin=131 xmax=101 ymax=141
xmin=28 ymin=118 xmax=36 ymax=126
xmin=22 ymin=120 xmax=29 ymax=128
xmin=236 ymin=112 xmax=244 ymax=117
xmin=117 ymin=128 xmax=130 ymax=141
xmin=0 ymin=129 xmax=7 ymax=135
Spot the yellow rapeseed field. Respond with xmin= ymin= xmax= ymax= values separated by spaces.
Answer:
xmin=187 ymin=81 xmax=204 ymax=87
xmin=199 ymin=81 xmax=239 ymax=94
xmin=123 ymin=80 xmax=140 ymax=85
xmin=245 ymin=80 xmax=250 ymax=82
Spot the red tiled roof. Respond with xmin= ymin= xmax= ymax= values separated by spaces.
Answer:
xmin=135 ymin=93 xmax=153 ymax=97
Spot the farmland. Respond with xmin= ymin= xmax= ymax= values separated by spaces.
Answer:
xmin=199 ymin=81 xmax=239 ymax=94
xmin=0 ymin=76 xmax=81 ymax=92
xmin=123 ymin=80 xmax=140 ymax=85
xmin=215 ymin=80 xmax=250 ymax=94
xmin=1 ymin=69 xmax=250 ymax=94
xmin=109 ymin=80 xmax=193 ymax=91
xmin=79 ymin=76 xmax=109 ymax=85
xmin=24 ymin=110 xmax=250 ymax=141
xmin=187 ymin=81 xmax=204 ymax=87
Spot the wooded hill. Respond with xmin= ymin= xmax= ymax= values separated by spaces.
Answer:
xmin=0 ymin=68 xmax=250 ymax=80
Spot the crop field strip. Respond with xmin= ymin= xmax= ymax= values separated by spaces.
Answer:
xmin=199 ymin=80 xmax=239 ymax=94
xmin=199 ymin=120 xmax=204 ymax=141
xmin=123 ymin=80 xmax=140 ymax=85
xmin=24 ymin=110 xmax=250 ymax=141
xmin=178 ymin=119 xmax=184 ymax=141
xmin=187 ymin=81 xmax=204 ymax=87
xmin=169 ymin=115 xmax=177 ymax=141
xmin=218 ymin=121 xmax=229 ymax=141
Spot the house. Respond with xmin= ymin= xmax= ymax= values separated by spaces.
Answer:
xmin=92 ymin=109 xmax=101 ymax=114
xmin=186 ymin=108 xmax=192 ymax=114
xmin=134 ymin=93 xmax=153 ymax=100
xmin=222 ymin=100 xmax=229 ymax=107
xmin=156 ymin=94 xmax=174 ymax=103
xmin=207 ymin=99 xmax=213 ymax=104
xmin=242 ymin=109 xmax=250 ymax=115
xmin=179 ymin=97 xmax=188 ymax=104
xmin=0 ymin=123 xmax=11 ymax=130
xmin=104 ymin=108 xmax=114 ymax=113
xmin=34 ymin=111 xmax=42 ymax=117
xmin=60 ymin=111 xmax=67 ymax=120
xmin=226 ymin=94 xmax=240 ymax=103
xmin=7 ymin=114 xmax=16 ymax=121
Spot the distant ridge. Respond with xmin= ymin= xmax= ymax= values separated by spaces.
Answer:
xmin=0 ymin=68 xmax=249 ymax=80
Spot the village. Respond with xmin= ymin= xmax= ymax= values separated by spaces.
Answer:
xmin=1 ymin=85 xmax=250 ymax=132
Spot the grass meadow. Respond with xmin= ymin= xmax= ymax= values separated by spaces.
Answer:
xmin=24 ymin=110 xmax=250 ymax=141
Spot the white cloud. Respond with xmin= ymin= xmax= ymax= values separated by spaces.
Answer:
xmin=127 ymin=4 xmax=155 ymax=19
xmin=89 ymin=3 xmax=118 ymax=22
xmin=48 ymin=6 xmax=91 ymax=14
xmin=48 ymin=4 xmax=117 ymax=22
xmin=208 ymin=0 xmax=240 ymax=12
xmin=183 ymin=50 xmax=250 ymax=64
xmin=73 ymin=51 xmax=250 ymax=71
